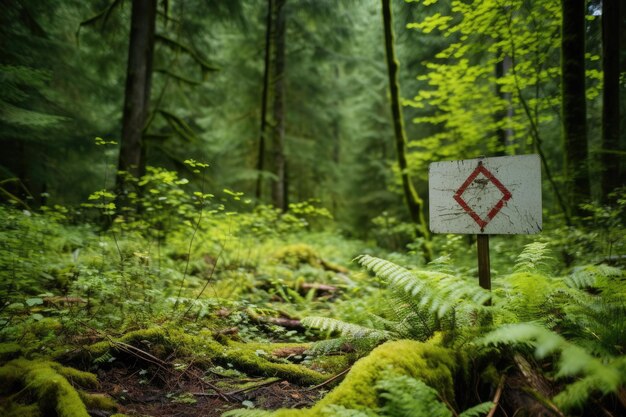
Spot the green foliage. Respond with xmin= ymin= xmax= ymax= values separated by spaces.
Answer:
xmin=480 ymin=323 xmax=626 ymax=411
xmin=513 ymin=242 xmax=555 ymax=273
xmin=355 ymin=255 xmax=490 ymax=321
xmin=376 ymin=372 xmax=452 ymax=417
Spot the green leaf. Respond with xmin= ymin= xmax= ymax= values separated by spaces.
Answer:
xmin=26 ymin=297 xmax=43 ymax=307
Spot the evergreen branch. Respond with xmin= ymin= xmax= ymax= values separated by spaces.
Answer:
xmin=158 ymin=109 xmax=197 ymax=142
xmin=155 ymin=34 xmax=220 ymax=74
xmin=154 ymin=68 xmax=201 ymax=86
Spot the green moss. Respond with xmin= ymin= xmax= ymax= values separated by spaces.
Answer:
xmin=0 ymin=360 xmax=25 ymax=393
xmin=266 ymin=338 xmax=458 ymax=416
xmin=50 ymin=362 xmax=98 ymax=388
xmin=0 ymin=343 xmax=21 ymax=363
xmin=86 ymin=327 xmax=327 ymax=385
xmin=19 ymin=360 xmax=89 ymax=417
xmin=86 ymin=327 xmax=204 ymax=360
xmin=272 ymin=244 xmax=322 ymax=268
xmin=218 ymin=340 xmax=327 ymax=385
xmin=0 ymin=403 xmax=42 ymax=417
xmin=0 ymin=359 xmax=103 ymax=417
xmin=27 ymin=317 xmax=62 ymax=338
xmin=79 ymin=392 xmax=118 ymax=411
xmin=308 ymin=353 xmax=354 ymax=375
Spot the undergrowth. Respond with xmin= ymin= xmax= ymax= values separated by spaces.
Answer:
xmin=0 ymin=178 xmax=624 ymax=416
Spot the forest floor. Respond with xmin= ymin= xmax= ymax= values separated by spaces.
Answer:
xmin=1 ymin=204 xmax=625 ymax=417
xmin=98 ymin=364 xmax=327 ymax=417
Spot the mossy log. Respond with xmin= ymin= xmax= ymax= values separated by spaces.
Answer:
xmin=0 ymin=358 xmax=116 ymax=417
xmin=85 ymin=327 xmax=328 ymax=386
xmin=255 ymin=338 xmax=458 ymax=416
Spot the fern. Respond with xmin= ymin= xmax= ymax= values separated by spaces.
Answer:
xmin=458 ymin=402 xmax=494 ymax=417
xmin=376 ymin=373 xmax=452 ymax=417
xmin=302 ymin=317 xmax=393 ymax=340
xmin=355 ymin=255 xmax=491 ymax=318
xmin=93 ymin=351 xmax=114 ymax=364
xmin=305 ymin=256 xmax=491 ymax=357
xmin=564 ymin=264 xmax=623 ymax=290
xmin=561 ymin=295 xmax=626 ymax=357
xmin=480 ymin=323 xmax=626 ymax=411
xmin=513 ymin=242 xmax=554 ymax=273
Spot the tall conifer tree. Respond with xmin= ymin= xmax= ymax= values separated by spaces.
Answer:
xmin=561 ymin=0 xmax=590 ymax=216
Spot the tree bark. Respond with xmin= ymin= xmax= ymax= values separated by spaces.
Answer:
xmin=495 ymin=53 xmax=513 ymax=155
xmin=381 ymin=0 xmax=432 ymax=262
xmin=616 ymin=0 xmax=626 ymax=185
xmin=256 ymin=0 xmax=273 ymax=201
xmin=271 ymin=0 xmax=287 ymax=211
xmin=117 ymin=0 xmax=157 ymax=192
xmin=601 ymin=0 xmax=621 ymax=202
xmin=561 ymin=0 xmax=590 ymax=216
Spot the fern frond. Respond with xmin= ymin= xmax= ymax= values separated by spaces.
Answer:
xmin=306 ymin=337 xmax=347 ymax=356
xmin=376 ymin=372 xmax=452 ymax=417
xmin=562 ymin=295 xmax=626 ymax=357
xmin=564 ymin=264 xmax=623 ymax=290
xmin=355 ymin=255 xmax=490 ymax=319
xmin=514 ymin=242 xmax=554 ymax=273
xmin=458 ymin=402 xmax=494 ymax=417
xmin=480 ymin=323 xmax=626 ymax=411
xmin=302 ymin=317 xmax=392 ymax=340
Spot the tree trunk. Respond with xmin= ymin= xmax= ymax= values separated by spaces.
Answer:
xmin=117 ymin=0 xmax=157 ymax=192
xmin=381 ymin=0 xmax=432 ymax=262
xmin=616 ymin=0 xmax=626 ymax=184
xmin=601 ymin=0 xmax=621 ymax=202
xmin=271 ymin=0 xmax=287 ymax=211
xmin=495 ymin=53 xmax=513 ymax=155
xmin=561 ymin=0 xmax=590 ymax=217
xmin=256 ymin=0 xmax=273 ymax=201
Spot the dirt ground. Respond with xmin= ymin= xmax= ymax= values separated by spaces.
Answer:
xmin=97 ymin=364 xmax=329 ymax=417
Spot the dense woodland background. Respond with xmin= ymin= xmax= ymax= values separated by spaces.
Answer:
xmin=2 ymin=0 xmax=622 ymax=230
xmin=0 ymin=1 xmax=625 ymax=416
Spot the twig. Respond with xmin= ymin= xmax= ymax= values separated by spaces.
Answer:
xmin=487 ymin=375 xmax=506 ymax=417
xmin=107 ymin=339 xmax=169 ymax=371
xmin=226 ymin=377 xmax=282 ymax=396
xmin=306 ymin=367 xmax=351 ymax=391
xmin=440 ymin=395 xmax=459 ymax=417
xmin=191 ymin=378 xmax=281 ymax=397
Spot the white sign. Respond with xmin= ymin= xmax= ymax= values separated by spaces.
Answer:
xmin=429 ymin=155 xmax=541 ymax=235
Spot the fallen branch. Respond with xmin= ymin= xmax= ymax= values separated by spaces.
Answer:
xmin=514 ymin=354 xmax=564 ymax=417
xmin=247 ymin=309 xmax=304 ymax=330
xmin=486 ymin=375 xmax=506 ymax=417
xmin=306 ymin=367 xmax=351 ymax=391
xmin=298 ymin=283 xmax=338 ymax=294
xmin=192 ymin=377 xmax=281 ymax=397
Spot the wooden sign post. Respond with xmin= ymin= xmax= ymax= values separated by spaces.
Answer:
xmin=429 ymin=155 xmax=542 ymax=291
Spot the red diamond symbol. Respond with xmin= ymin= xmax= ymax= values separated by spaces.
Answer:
xmin=453 ymin=164 xmax=512 ymax=230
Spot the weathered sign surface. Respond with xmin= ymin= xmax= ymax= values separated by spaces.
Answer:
xmin=429 ymin=154 xmax=541 ymax=234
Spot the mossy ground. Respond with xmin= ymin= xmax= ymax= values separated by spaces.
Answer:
xmin=0 ymin=358 xmax=116 ymax=417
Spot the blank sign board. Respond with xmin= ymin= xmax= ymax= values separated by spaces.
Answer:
xmin=429 ymin=155 xmax=541 ymax=235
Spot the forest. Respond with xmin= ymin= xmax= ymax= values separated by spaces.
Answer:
xmin=0 ymin=0 xmax=625 ymax=416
